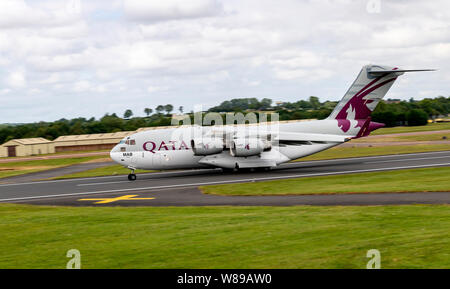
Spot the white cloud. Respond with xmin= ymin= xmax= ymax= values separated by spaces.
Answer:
xmin=28 ymin=52 xmax=89 ymax=71
xmin=73 ymin=80 xmax=91 ymax=92
xmin=0 ymin=0 xmax=450 ymax=123
xmin=124 ymin=0 xmax=223 ymax=22
xmin=147 ymin=85 xmax=168 ymax=93
xmin=0 ymin=0 xmax=81 ymax=29
xmin=0 ymin=0 xmax=47 ymax=28
xmin=6 ymin=71 xmax=26 ymax=88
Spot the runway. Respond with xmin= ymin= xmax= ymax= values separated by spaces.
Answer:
xmin=0 ymin=151 xmax=449 ymax=206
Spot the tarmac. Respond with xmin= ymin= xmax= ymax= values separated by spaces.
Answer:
xmin=0 ymin=151 xmax=449 ymax=206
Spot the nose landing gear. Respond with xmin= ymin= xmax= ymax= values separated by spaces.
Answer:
xmin=127 ymin=167 xmax=137 ymax=181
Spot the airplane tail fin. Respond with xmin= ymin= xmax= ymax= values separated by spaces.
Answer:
xmin=327 ymin=64 xmax=435 ymax=134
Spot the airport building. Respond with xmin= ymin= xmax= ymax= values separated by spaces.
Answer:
xmin=52 ymin=131 xmax=134 ymax=152
xmin=0 ymin=138 xmax=55 ymax=157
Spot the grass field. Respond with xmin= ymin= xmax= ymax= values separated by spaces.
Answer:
xmin=296 ymin=144 xmax=450 ymax=162
xmin=0 ymin=149 xmax=109 ymax=160
xmin=395 ymin=133 xmax=450 ymax=142
xmin=371 ymin=122 xmax=450 ymax=135
xmin=0 ymin=204 xmax=448 ymax=269
xmin=0 ymin=156 xmax=108 ymax=179
xmin=351 ymin=132 xmax=450 ymax=143
xmin=201 ymin=167 xmax=450 ymax=196
xmin=51 ymin=164 xmax=155 ymax=179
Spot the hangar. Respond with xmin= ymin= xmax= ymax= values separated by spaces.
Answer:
xmin=53 ymin=131 xmax=134 ymax=152
xmin=0 ymin=138 xmax=55 ymax=157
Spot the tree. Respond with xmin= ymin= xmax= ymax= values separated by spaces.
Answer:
xmin=260 ymin=98 xmax=272 ymax=110
xmin=144 ymin=108 xmax=153 ymax=117
xmin=309 ymin=96 xmax=320 ymax=110
xmin=372 ymin=111 xmax=398 ymax=127
xmin=156 ymin=105 xmax=164 ymax=114
xmin=179 ymin=106 xmax=184 ymax=114
xmin=406 ymin=109 xmax=428 ymax=126
xmin=123 ymin=109 xmax=133 ymax=119
xmin=164 ymin=104 xmax=174 ymax=114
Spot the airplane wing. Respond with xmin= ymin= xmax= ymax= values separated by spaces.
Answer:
xmin=275 ymin=132 xmax=351 ymax=144
xmin=208 ymin=126 xmax=351 ymax=144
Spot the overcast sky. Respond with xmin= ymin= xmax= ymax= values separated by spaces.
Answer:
xmin=0 ymin=0 xmax=449 ymax=123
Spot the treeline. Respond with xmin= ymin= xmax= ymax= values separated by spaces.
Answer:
xmin=0 ymin=96 xmax=449 ymax=144
xmin=209 ymin=96 xmax=338 ymax=121
xmin=0 ymin=112 xmax=173 ymax=144
xmin=371 ymin=97 xmax=450 ymax=126
xmin=273 ymin=96 xmax=450 ymax=125
xmin=209 ymin=98 xmax=273 ymax=112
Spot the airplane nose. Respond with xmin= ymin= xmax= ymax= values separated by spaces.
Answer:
xmin=110 ymin=147 xmax=121 ymax=164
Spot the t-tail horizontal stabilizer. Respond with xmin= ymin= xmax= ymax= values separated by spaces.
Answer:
xmin=368 ymin=68 xmax=436 ymax=76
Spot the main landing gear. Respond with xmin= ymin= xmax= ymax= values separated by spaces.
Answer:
xmin=128 ymin=168 xmax=137 ymax=181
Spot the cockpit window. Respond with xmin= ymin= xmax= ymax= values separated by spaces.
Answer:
xmin=125 ymin=139 xmax=136 ymax=145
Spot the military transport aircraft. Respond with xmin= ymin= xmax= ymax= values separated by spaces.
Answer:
xmin=110 ymin=64 xmax=433 ymax=180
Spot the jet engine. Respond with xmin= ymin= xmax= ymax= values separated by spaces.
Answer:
xmin=230 ymin=138 xmax=269 ymax=157
xmin=191 ymin=138 xmax=224 ymax=156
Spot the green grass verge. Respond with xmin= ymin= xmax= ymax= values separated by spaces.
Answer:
xmin=200 ymin=167 xmax=450 ymax=196
xmin=0 ymin=156 xmax=109 ymax=179
xmin=371 ymin=122 xmax=450 ymax=135
xmin=394 ymin=133 xmax=450 ymax=142
xmin=0 ymin=168 xmax=50 ymax=179
xmin=0 ymin=156 xmax=108 ymax=168
xmin=51 ymin=164 xmax=155 ymax=179
xmin=0 ymin=204 xmax=448 ymax=269
xmin=0 ymin=150 xmax=109 ymax=160
xmin=296 ymin=144 xmax=450 ymax=162
xmin=352 ymin=132 xmax=450 ymax=143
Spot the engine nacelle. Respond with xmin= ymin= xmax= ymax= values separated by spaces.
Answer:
xmin=230 ymin=138 xmax=267 ymax=157
xmin=191 ymin=138 xmax=224 ymax=156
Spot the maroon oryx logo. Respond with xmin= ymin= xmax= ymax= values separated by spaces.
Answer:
xmin=336 ymin=73 xmax=397 ymax=133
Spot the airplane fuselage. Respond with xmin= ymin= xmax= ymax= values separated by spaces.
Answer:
xmin=110 ymin=119 xmax=355 ymax=171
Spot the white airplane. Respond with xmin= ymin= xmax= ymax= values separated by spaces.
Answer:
xmin=110 ymin=64 xmax=433 ymax=180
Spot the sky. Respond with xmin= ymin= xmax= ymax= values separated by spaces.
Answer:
xmin=0 ymin=0 xmax=449 ymax=123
